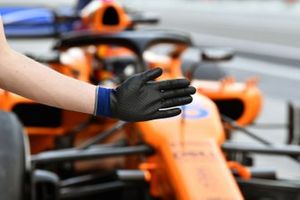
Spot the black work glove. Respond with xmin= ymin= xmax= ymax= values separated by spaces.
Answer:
xmin=94 ymin=68 xmax=196 ymax=122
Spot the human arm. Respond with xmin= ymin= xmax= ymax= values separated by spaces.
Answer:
xmin=0 ymin=17 xmax=96 ymax=114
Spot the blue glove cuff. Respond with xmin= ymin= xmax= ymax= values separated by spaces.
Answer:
xmin=94 ymin=86 xmax=112 ymax=117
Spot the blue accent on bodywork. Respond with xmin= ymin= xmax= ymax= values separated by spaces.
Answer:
xmin=0 ymin=6 xmax=76 ymax=37
xmin=0 ymin=7 xmax=54 ymax=24
xmin=182 ymin=103 xmax=210 ymax=119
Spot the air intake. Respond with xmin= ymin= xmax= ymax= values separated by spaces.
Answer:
xmin=103 ymin=6 xmax=120 ymax=25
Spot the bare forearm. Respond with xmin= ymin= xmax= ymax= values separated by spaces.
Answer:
xmin=0 ymin=48 xmax=96 ymax=114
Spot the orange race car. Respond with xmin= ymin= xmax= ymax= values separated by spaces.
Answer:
xmin=1 ymin=1 xmax=300 ymax=200
xmin=1 ymin=29 xmax=300 ymax=200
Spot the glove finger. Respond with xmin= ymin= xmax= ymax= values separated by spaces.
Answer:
xmin=141 ymin=68 xmax=163 ymax=83
xmin=150 ymin=108 xmax=182 ymax=120
xmin=162 ymin=86 xmax=196 ymax=99
xmin=156 ymin=79 xmax=190 ymax=90
xmin=161 ymin=96 xmax=193 ymax=108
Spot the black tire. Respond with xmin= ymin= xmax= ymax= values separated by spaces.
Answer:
xmin=0 ymin=111 xmax=30 ymax=200
xmin=237 ymin=178 xmax=300 ymax=200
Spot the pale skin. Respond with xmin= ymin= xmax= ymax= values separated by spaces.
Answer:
xmin=0 ymin=17 xmax=96 ymax=114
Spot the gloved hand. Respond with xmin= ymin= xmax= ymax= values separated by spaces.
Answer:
xmin=94 ymin=68 xmax=196 ymax=122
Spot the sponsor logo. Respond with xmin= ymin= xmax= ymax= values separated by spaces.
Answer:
xmin=181 ymin=103 xmax=209 ymax=119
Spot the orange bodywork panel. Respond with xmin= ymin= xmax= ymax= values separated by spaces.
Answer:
xmin=137 ymin=93 xmax=243 ymax=200
xmin=194 ymin=79 xmax=263 ymax=126
xmin=228 ymin=161 xmax=251 ymax=180
xmin=146 ymin=50 xmax=263 ymax=126
xmin=82 ymin=1 xmax=131 ymax=32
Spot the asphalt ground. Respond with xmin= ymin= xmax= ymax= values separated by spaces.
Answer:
xmin=3 ymin=0 xmax=300 ymax=181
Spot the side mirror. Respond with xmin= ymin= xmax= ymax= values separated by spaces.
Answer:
xmin=125 ymin=6 xmax=160 ymax=25
xmin=201 ymin=48 xmax=235 ymax=62
xmin=130 ymin=12 xmax=160 ymax=25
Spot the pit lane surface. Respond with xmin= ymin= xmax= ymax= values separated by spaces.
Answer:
xmin=3 ymin=0 xmax=300 ymax=181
